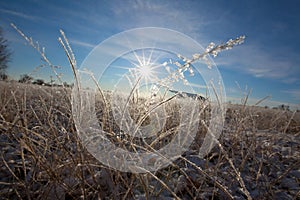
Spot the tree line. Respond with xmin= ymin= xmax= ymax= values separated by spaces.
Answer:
xmin=0 ymin=26 xmax=72 ymax=87
xmin=18 ymin=74 xmax=73 ymax=87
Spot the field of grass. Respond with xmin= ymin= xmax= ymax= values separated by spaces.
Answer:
xmin=0 ymin=80 xmax=299 ymax=199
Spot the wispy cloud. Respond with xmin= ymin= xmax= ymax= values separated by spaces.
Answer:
xmin=216 ymin=44 xmax=300 ymax=83
xmin=70 ymin=39 xmax=96 ymax=49
xmin=188 ymin=82 xmax=208 ymax=89
xmin=109 ymin=0 xmax=213 ymax=37
xmin=282 ymin=89 xmax=300 ymax=101
xmin=226 ymin=86 xmax=241 ymax=95
xmin=0 ymin=8 xmax=41 ymax=21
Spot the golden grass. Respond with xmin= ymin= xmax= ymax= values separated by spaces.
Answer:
xmin=0 ymin=80 xmax=299 ymax=199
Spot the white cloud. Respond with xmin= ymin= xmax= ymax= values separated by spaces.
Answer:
xmin=70 ymin=39 xmax=96 ymax=48
xmin=109 ymin=0 xmax=211 ymax=38
xmin=216 ymin=44 xmax=300 ymax=83
xmin=4 ymin=0 xmax=299 ymax=89
xmin=0 ymin=8 xmax=41 ymax=21
xmin=282 ymin=89 xmax=300 ymax=101
xmin=188 ymin=82 xmax=208 ymax=89
xmin=281 ymin=77 xmax=300 ymax=84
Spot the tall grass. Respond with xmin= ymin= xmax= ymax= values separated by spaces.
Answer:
xmin=0 ymin=25 xmax=299 ymax=199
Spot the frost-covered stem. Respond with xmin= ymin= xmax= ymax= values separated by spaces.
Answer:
xmin=11 ymin=23 xmax=63 ymax=83
xmin=58 ymin=36 xmax=80 ymax=91
xmin=59 ymin=30 xmax=76 ymax=68
xmin=180 ymin=156 xmax=234 ymax=199
xmin=159 ymin=35 xmax=246 ymax=88
xmin=120 ymin=76 xmax=142 ymax=133
xmin=200 ymin=118 xmax=252 ymax=199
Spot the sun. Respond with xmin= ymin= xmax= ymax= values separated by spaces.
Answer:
xmin=137 ymin=64 xmax=153 ymax=79
xmin=129 ymin=49 xmax=162 ymax=84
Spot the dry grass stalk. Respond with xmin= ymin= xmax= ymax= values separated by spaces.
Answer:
xmin=1 ymin=26 xmax=299 ymax=199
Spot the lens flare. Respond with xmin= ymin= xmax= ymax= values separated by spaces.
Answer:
xmin=138 ymin=64 xmax=152 ymax=79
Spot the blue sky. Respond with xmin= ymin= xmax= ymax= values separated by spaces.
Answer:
xmin=0 ymin=0 xmax=300 ymax=108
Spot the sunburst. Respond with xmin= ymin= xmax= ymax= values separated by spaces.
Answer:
xmin=130 ymin=49 xmax=162 ymax=85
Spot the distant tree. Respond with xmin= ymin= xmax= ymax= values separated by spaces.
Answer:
xmin=278 ymin=104 xmax=290 ymax=111
xmin=0 ymin=73 xmax=8 ymax=80
xmin=63 ymin=82 xmax=69 ymax=87
xmin=19 ymin=74 xmax=33 ymax=83
xmin=0 ymin=27 xmax=12 ymax=80
xmin=33 ymin=79 xmax=45 ymax=85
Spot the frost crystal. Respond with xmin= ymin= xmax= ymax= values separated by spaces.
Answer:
xmin=158 ymin=35 xmax=245 ymax=90
xmin=177 ymin=54 xmax=184 ymax=59
xmin=165 ymin=66 xmax=171 ymax=74
xmin=174 ymin=61 xmax=181 ymax=68
xmin=192 ymin=54 xmax=201 ymax=60
xmin=188 ymin=67 xmax=194 ymax=76
xmin=205 ymin=42 xmax=215 ymax=52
